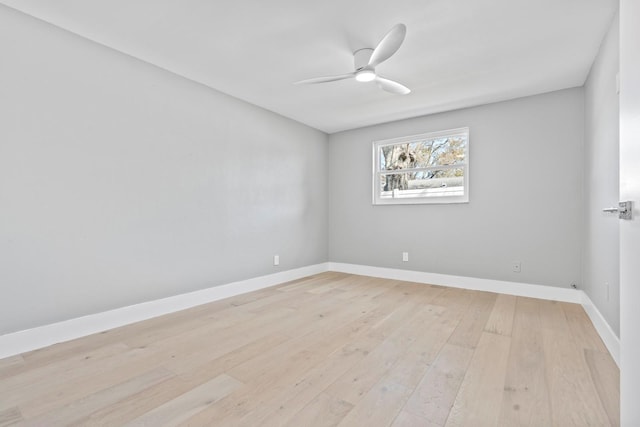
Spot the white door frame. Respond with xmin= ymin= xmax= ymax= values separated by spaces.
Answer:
xmin=619 ymin=0 xmax=640 ymax=424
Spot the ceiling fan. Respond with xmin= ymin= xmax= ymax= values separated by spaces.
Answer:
xmin=295 ymin=23 xmax=411 ymax=95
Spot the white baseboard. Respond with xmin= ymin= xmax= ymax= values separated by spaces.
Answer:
xmin=581 ymin=291 xmax=620 ymax=366
xmin=328 ymin=262 xmax=582 ymax=303
xmin=0 ymin=263 xmax=329 ymax=360
xmin=1 ymin=261 xmax=619 ymax=369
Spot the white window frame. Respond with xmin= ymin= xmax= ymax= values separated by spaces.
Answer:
xmin=372 ymin=127 xmax=470 ymax=205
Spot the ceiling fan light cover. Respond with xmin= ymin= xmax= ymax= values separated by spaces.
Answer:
xmin=355 ymin=69 xmax=376 ymax=82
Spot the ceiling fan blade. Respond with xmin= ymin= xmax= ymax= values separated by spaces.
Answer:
xmin=368 ymin=23 xmax=406 ymax=68
xmin=294 ymin=73 xmax=354 ymax=85
xmin=376 ymin=76 xmax=411 ymax=95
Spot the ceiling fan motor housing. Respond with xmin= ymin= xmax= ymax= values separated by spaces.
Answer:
xmin=354 ymin=48 xmax=374 ymax=71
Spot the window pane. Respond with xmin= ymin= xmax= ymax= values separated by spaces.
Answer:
xmin=379 ymin=136 xmax=467 ymax=171
xmin=379 ymin=168 xmax=465 ymax=198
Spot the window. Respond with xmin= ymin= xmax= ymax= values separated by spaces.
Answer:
xmin=372 ymin=127 xmax=469 ymax=205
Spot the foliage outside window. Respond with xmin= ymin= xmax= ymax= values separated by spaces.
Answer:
xmin=372 ymin=128 xmax=469 ymax=205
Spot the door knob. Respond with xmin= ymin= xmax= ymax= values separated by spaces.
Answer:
xmin=603 ymin=201 xmax=633 ymax=220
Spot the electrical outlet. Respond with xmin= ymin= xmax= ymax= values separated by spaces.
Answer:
xmin=402 ymin=252 xmax=409 ymax=262
xmin=512 ymin=261 xmax=521 ymax=273
xmin=273 ymin=255 xmax=279 ymax=266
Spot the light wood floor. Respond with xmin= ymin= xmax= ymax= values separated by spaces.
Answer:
xmin=0 ymin=272 xmax=619 ymax=426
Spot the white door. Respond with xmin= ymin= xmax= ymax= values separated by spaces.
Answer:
xmin=619 ymin=0 xmax=640 ymax=424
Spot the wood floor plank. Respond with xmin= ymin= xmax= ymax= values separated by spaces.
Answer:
xmin=333 ymin=276 xmax=396 ymax=301
xmin=444 ymin=332 xmax=511 ymax=427
xmin=430 ymin=287 xmax=474 ymax=312
xmin=120 ymin=290 xmax=316 ymax=349
xmin=242 ymin=287 xmax=322 ymax=314
xmin=0 ymin=272 xmax=619 ymax=426
xmin=177 ymin=300 xmax=394 ymax=425
xmin=392 ymin=410 xmax=441 ymax=427
xmin=561 ymin=302 xmax=609 ymax=352
xmin=336 ymin=379 xmax=412 ymax=427
xmin=23 ymin=368 xmax=175 ymax=426
xmin=16 ymin=304 xmax=302 ymax=418
xmin=323 ymin=301 xmax=437 ymax=405
xmin=376 ymin=304 xmax=453 ymax=391
xmin=16 ymin=285 xmax=277 ymax=370
xmin=244 ymin=307 xmax=410 ymax=427
xmin=71 ymin=377 xmax=195 ymax=425
xmin=0 ymin=342 xmax=130 ymax=410
xmin=498 ymin=297 xmax=553 ymax=426
xmin=542 ymin=321 xmax=611 ymax=426
xmin=226 ymin=300 xmax=381 ymax=385
xmin=197 ymin=284 xmax=435 ymax=426
xmin=537 ymin=299 xmax=569 ymax=332
xmin=123 ymin=374 xmax=242 ymax=426
xmin=584 ymin=349 xmax=620 ymax=426
xmin=274 ymin=274 xmax=327 ymax=291
xmin=0 ymin=407 xmax=23 ymax=427
xmin=355 ymin=303 xmax=471 ymax=426
xmin=250 ymin=334 xmax=381 ymax=427
xmin=14 ymin=307 xmax=292 ymax=418
xmin=447 ymin=291 xmax=497 ymax=348
xmin=159 ymin=312 xmax=303 ymax=378
xmin=284 ymin=392 xmax=353 ymax=427
xmin=484 ymin=293 xmax=517 ymax=336
xmin=0 ymin=355 xmax=24 ymax=371
xmin=0 ymin=356 xmax=25 ymax=382
xmin=306 ymin=273 xmax=362 ymax=295
xmin=168 ymin=332 xmax=291 ymax=380
xmin=276 ymin=272 xmax=348 ymax=293
xmin=402 ymin=343 xmax=474 ymax=425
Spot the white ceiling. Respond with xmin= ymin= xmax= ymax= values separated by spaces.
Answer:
xmin=1 ymin=0 xmax=617 ymax=134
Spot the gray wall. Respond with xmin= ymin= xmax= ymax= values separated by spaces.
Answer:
xmin=329 ymin=89 xmax=584 ymax=289
xmin=0 ymin=6 xmax=328 ymax=335
xmin=583 ymin=14 xmax=620 ymax=336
